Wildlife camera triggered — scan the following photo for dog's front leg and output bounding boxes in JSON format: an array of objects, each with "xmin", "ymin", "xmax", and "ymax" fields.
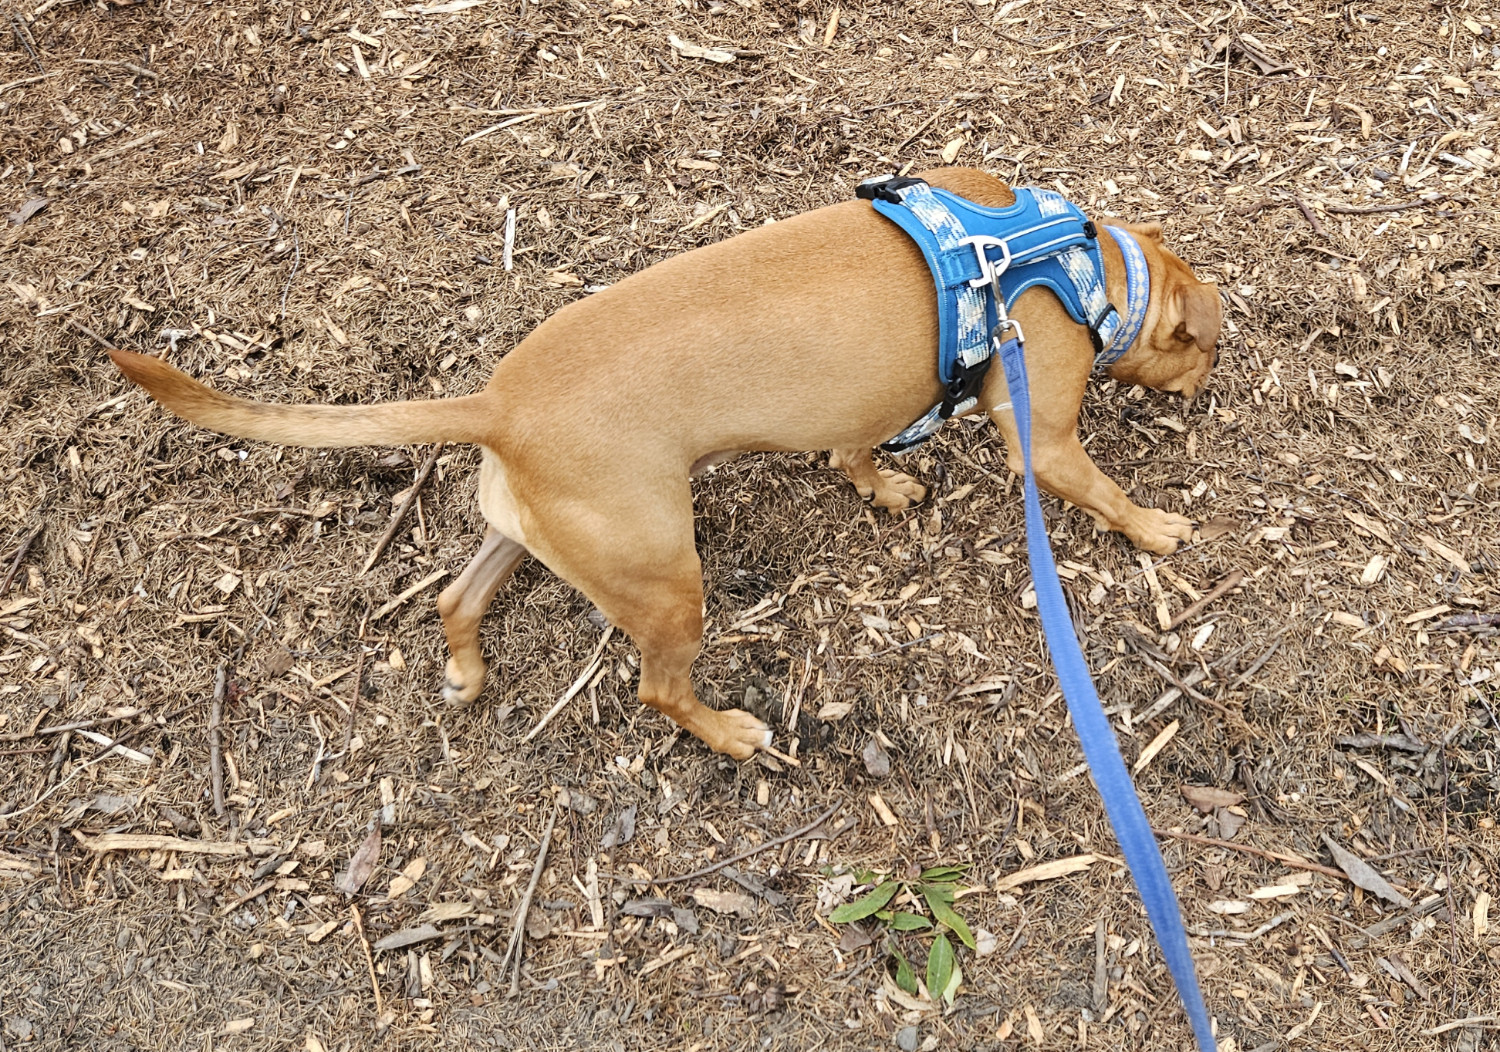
[
  {"xmin": 829, "ymin": 447, "xmax": 927, "ymax": 511},
  {"xmin": 437, "ymin": 528, "xmax": 527, "ymax": 706},
  {"xmin": 988, "ymin": 406, "xmax": 1193, "ymax": 556}
]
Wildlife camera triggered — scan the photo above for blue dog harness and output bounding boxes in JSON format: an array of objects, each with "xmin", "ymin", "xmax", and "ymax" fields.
[
  {"xmin": 859, "ymin": 176, "xmax": 1216, "ymax": 1051},
  {"xmin": 855, "ymin": 175, "xmax": 1150, "ymax": 453}
]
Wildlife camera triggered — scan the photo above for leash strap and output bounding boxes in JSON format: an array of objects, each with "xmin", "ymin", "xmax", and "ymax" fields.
[{"xmin": 996, "ymin": 326, "xmax": 1217, "ymax": 1052}]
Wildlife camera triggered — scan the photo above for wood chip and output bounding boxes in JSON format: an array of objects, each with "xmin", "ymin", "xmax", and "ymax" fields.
[
  {"xmin": 995, "ymin": 854, "xmax": 1100, "ymax": 892},
  {"xmin": 868, "ymin": 791, "xmax": 899, "ymax": 827},
  {"xmin": 77, "ymin": 834, "xmax": 248, "ymax": 856},
  {"xmin": 1132, "ymin": 719, "xmax": 1179, "ymax": 773}
]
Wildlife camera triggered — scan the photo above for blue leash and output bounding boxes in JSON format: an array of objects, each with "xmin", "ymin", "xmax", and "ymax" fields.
[{"xmin": 995, "ymin": 321, "xmax": 1217, "ymax": 1051}]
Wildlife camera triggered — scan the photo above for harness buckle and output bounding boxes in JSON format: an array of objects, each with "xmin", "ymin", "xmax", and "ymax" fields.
[
  {"xmin": 938, "ymin": 354, "xmax": 994, "ymax": 420},
  {"xmin": 956, "ymin": 234, "xmax": 1012, "ymax": 289},
  {"xmin": 855, "ymin": 174, "xmax": 928, "ymax": 204}
]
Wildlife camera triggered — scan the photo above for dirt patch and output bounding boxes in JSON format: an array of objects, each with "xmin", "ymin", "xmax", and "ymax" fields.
[{"xmin": 2, "ymin": 1, "xmax": 1499, "ymax": 1050}]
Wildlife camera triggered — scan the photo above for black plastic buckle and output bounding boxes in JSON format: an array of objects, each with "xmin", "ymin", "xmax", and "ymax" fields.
[
  {"xmin": 855, "ymin": 174, "xmax": 928, "ymax": 205},
  {"xmin": 1082, "ymin": 219, "xmax": 1099, "ymax": 240},
  {"xmin": 938, "ymin": 355, "xmax": 994, "ymax": 420},
  {"xmin": 1088, "ymin": 302, "xmax": 1119, "ymax": 357}
]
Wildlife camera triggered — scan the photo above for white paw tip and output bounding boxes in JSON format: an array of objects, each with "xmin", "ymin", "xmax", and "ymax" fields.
[{"xmin": 759, "ymin": 728, "xmax": 774, "ymax": 750}]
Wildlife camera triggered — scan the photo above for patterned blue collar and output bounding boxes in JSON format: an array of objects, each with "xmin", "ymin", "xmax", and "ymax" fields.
[{"xmin": 1096, "ymin": 225, "xmax": 1150, "ymax": 369}]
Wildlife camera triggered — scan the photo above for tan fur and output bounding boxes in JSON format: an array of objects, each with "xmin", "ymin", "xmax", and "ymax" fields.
[{"xmin": 111, "ymin": 168, "xmax": 1220, "ymax": 759}]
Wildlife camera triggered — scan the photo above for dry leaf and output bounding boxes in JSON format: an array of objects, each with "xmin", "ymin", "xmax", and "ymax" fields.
[
  {"xmin": 335, "ymin": 825, "xmax": 381, "ymax": 895},
  {"xmin": 817, "ymin": 699, "xmax": 854, "ymax": 721},
  {"xmin": 1180, "ymin": 785, "xmax": 1245, "ymax": 813},
  {"xmin": 691, "ymin": 887, "xmax": 756, "ymax": 918},
  {"xmin": 1321, "ymin": 835, "xmax": 1411, "ymax": 907},
  {"xmin": 7, "ymin": 197, "xmax": 48, "ymax": 225}
]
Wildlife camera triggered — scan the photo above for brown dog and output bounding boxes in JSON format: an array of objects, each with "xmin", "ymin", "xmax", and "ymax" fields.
[{"xmin": 109, "ymin": 168, "xmax": 1221, "ymax": 759}]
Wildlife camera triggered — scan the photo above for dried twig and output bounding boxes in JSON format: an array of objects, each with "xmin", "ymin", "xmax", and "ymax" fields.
[
  {"xmin": 278, "ymin": 227, "xmax": 300, "ymax": 320},
  {"xmin": 523, "ymin": 627, "xmax": 615, "ymax": 743},
  {"xmin": 0, "ymin": 525, "xmax": 42, "ymax": 597},
  {"xmin": 340, "ymin": 642, "xmax": 367, "ymax": 757},
  {"xmin": 370, "ymin": 568, "xmax": 449, "ymax": 621},
  {"xmin": 0, "ymin": 73, "xmax": 57, "ymax": 93},
  {"xmin": 350, "ymin": 904, "xmax": 384, "ymax": 1018},
  {"xmin": 501, "ymin": 803, "xmax": 558, "ymax": 996},
  {"xmin": 1166, "ymin": 569, "xmax": 1245, "ymax": 630},
  {"xmin": 1153, "ymin": 828, "xmax": 1345, "ymax": 880},
  {"xmin": 209, "ymin": 663, "xmax": 227, "ymax": 818},
  {"xmin": 81, "ymin": 129, "xmax": 166, "ymax": 166},
  {"xmin": 612, "ymin": 803, "xmax": 840, "ymax": 885},
  {"xmin": 1293, "ymin": 198, "xmax": 1326, "ymax": 237},
  {"xmin": 1325, "ymin": 195, "xmax": 1446, "ymax": 216},
  {"xmin": 74, "ymin": 58, "xmax": 158, "ymax": 79},
  {"xmin": 360, "ymin": 444, "xmax": 443, "ymax": 576}
]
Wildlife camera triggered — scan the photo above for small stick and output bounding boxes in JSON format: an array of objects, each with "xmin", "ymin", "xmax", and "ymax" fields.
[
  {"xmin": 1325, "ymin": 196, "xmax": 1445, "ymax": 216},
  {"xmin": 216, "ymin": 879, "xmax": 277, "ymax": 916},
  {"xmin": 350, "ymin": 904, "xmax": 385, "ymax": 1017},
  {"xmin": 0, "ymin": 525, "xmax": 42, "ymax": 597},
  {"xmin": 502, "ymin": 804, "xmax": 559, "ymax": 996},
  {"xmin": 611, "ymin": 803, "xmax": 840, "ymax": 885},
  {"xmin": 522, "ymin": 627, "xmax": 615, "ymax": 743},
  {"xmin": 74, "ymin": 58, "xmax": 158, "ymax": 78},
  {"xmin": 0, "ymin": 73, "xmax": 57, "ymax": 94},
  {"xmin": 502, "ymin": 209, "xmax": 517, "ymax": 271},
  {"xmin": 360, "ymin": 444, "xmax": 444, "ymax": 576},
  {"xmin": 81, "ymin": 128, "xmax": 166, "ymax": 166},
  {"xmin": 278, "ymin": 227, "xmax": 300, "ymax": 320},
  {"xmin": 895, "ymin": 102, "xmax": 951, "ymax": 152},
  {"xmin": 370, "ymin": 568, "xmax": 450, "ymax": 621},
  {"xmin": 209, "ymin": 663, "xmax": 227, "ymax": 818},
  {"xmin": 1293, "ymin": 198, "xmax": 1326, "ymax": 237},
  {"xmin": 341, "ymin": 642, "xmax": 367, "ymax": 756},
  {"xmin": 1153, "ymin": 828, "xmax": 1345, "ymax": 880},
  {"xmin": 1166, "ymin": 569, "xmax": 1244, "ymax": 630},
  {"xmin": 1228, "ymin": 638, "xmax": 1282, "ymax": 688},
  {"xmin": 67, "ymin": 318, "xmax": 120, "ymax": 351}
]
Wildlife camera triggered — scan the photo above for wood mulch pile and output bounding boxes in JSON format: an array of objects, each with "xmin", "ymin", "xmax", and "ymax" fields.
[{"xmin": 1, "ymin": 0, "xmax": 1497, "ymax": 1049}]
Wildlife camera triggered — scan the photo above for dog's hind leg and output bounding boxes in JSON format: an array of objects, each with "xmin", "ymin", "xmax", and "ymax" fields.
[
  {"xmin": 437, "ymin": 528, "xmax": 527, "ymax": 706},
  {"xmin": 828, "ymin": 447, "xmax": 927, "ymax": 511},
  {"xmin": 519, "ymin": 485, "xmax": 772, "ymax": 759}
]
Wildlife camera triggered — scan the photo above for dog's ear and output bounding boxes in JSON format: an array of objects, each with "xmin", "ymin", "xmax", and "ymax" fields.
[
  {"xmin": 1170, "ymin": 281, "xmax": 1222, "ymax": 354},
  {"xmin": 1122, "ymin": 221, "xmax": 1164, "ymax": 243}
]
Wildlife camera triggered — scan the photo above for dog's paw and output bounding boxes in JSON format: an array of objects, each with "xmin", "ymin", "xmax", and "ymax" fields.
[
  {"xmin": 703, "ymin": 708, "xmax": 773, "ymax": 761},
  {"xmin": 441, "ymin": 658, "xmax": 486, "ymax": 708},
  {"xmin": 1132, "ymin": 509, "xmax": 1194, "ymax": 555},
  {"xmin": 868, "ymin": 468, "xmax": 927, "ymax": 512}
]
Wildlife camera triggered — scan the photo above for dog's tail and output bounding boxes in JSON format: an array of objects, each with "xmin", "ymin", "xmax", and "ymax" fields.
[{"xmin": 109, "ymin": 349, "xmax": 491, "ymax": 448}]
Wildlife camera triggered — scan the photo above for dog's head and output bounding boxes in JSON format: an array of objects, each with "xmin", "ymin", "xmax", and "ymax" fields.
[{"xmin": 1106, "ymin": 223, "xmax": 1222, "ymax": 402}]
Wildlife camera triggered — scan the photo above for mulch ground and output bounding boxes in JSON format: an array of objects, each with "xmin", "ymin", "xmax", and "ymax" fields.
[{"xmin": 2, "ymin": 0, "xmax": 1499, "ymax": 1049}]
